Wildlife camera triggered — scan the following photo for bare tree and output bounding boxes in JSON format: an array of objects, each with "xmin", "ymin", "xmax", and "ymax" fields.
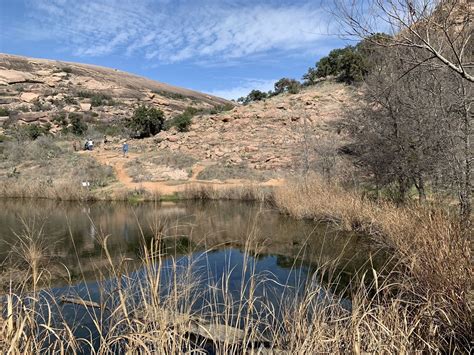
[
  {"xmin": 334, "ymin": 0, "xmax": 472, "ymax": 223},
  {"xmin": 333, "ymin": 0, "xmax": 473, "ymax": 82}
]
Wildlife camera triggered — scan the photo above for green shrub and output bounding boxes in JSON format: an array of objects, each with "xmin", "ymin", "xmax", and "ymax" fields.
[
  {"xmin": 52, "ymin": 112, "xmax": 68, "ymax": 127},
  {"xmin": 152, "ymin": 90, "xmax": 186, "ymax": 100},
  {"xmin": 274, "ymin": 78, "xmax": 301, "ymax": 95},
  {"xmin": 64, "ymin": 96, "xmax": 78, "ymax": 105},
  {"xmin": 172, "ymin": 113, "xmax": 192, "ymax": 132},
  {"xmin": 69, "ymin": 113, "xmax": 88, "ymax": 136},
  {"xmin": 164, "ymin": 106, "xmax": 199, "ymax": 132},
  {"xmin": 17, "ymin": 123, "xmax": 50, "ymax": 140},
  {"xmin": 91, "ymin": 94, "xmax": 115, "ymax": 107},
  {"xmin": 0, "ymin": 107, "xmax": 9, "ymax": 116},
  {"xmin": 238, "ymin": 90, "xmax": 267, "ymax": 104},
  {"xmin": 128, "ymin": 106, "xmax": 164, "ymax": 138},
  {"xmin": 76, "ymin": 91, "xmax": 114, "ymax": 106},
  {"xmin": 209, "ymin": 103, "xmax": 234, "ymax": 114}
]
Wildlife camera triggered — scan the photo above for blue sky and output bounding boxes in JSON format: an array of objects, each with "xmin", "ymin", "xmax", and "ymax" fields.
[{"xmin": 0, "ymin": 0, "xmax": 348, "ymax": 99}]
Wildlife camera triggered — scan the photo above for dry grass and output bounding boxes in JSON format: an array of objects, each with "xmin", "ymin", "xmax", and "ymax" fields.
[
  {"xmin": 0, "ymin": 137, "xmax": 115, "ymax": 200},
  {"xmin": 0, "ymin": 206, "xmax": 471, "ymax": 354},
  {"xmin": 0, "ymin": 175, "xmax": 471, "ymax": 353},
  {"xmin": 0, "ymin": 179, "xmax": 97, "ymax": 200},
  {"xmin": 196, "ymin": 164, "xmax": 275, "ymax": 182},
  {"xmin": 181, "ymin": 183, "xmax": 273, "ymax": 202},
  {"xmin": 274, "ymin": 175, "xmax": 472, "ymax": 350}
]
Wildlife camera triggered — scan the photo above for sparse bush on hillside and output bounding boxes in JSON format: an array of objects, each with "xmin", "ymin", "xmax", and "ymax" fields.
[
  {"xmin": 209, "ymin": 103, "xmax": 234, "ymax": 114},
  {"xmin": 237, "ymin": 90, "xmax": 268, "ymax": 105},
  {"xmin": 14, "ymin": 123, "xmax": 50, "ymax": 140},
  {"xmin": 52, "ymin": 112, "xmax": 68, "ymax": 127},
  {"xmin": 91, "ymin": 94, "xmax": 115, "ymax": 107},
  {"xmin": 128, "ymin": 105, "xmax": 165, "ymax": 138},
  {"xmin": 152, "ymin": 90, "xmax": 186, "ymax": 100},
  {"xmin": 165, "ymin": 107, "xmax": 198, "ymax": 132},
  {"xmin": 32, "ymin": 99, "xmax": 51, "ymax": 112},
  {"xmin": 64, "ymin": 96, "xmax": 78, "ymax": 105},
  {"xmin": 69, "ymin": 113, "xmax": 88, "ymax": 136},
  {"xmin": 303, "ymin": 36, "xmax": 388, "ymax": 85},
  {"xmin": 274, "ymin": 78, "xmax": 302, "ymax": 94},
  {"xmin": 0, "ymin": 107, "xmax": 9, "ymax": 116},
  {"xmin": 76, "ymin": 91, "xmax": 115, "ymax": 106}
]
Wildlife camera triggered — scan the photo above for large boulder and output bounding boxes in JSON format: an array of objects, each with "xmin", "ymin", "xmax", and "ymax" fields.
[
  {"xmin": 20, "ymin": 92, "xmax": 40, "ymax": 103},
  {"xmin": 0, "ymin": 69, "xmax": 35, "ymax": 84},
  {"xmin": 16, "ymin": 112, "xmax": 48, "ymax": 123}
]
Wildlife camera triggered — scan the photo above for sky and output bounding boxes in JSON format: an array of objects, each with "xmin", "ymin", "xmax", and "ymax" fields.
[{"xmin": 0, "ymin": 0, "xmax": 348, "ymax": 100}]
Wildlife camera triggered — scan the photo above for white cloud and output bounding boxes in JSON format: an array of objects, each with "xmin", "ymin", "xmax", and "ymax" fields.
[
  {"xmin": 25, "ymin": 0, "xmax": 333, "ymax": 63},
  {"xmin": 206, "ymin": 79, "xmax": 277, "ymax": 100}
]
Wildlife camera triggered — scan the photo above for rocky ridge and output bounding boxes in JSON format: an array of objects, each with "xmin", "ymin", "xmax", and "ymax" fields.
[{"xmin": 0, "ymin": 53, "xmax": 230, "ymax": 133}]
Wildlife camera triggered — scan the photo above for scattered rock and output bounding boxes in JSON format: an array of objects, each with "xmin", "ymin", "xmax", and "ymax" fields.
[
  {"xmin": 80, "ymin": 103, "xmax": 91, "ymax": 111},
  {"xmin": 0, "ymin": 69, "xmax": 35, "ymax": 84},
  {"xmin": 16, "ymin": 112, "xmax": 48, "ymax": 123},
  {"xmin": 20, "ymin": 92, "xmax": 40, "ymax": 103}
]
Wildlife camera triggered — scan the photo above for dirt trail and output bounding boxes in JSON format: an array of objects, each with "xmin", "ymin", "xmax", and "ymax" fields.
[{"xmin": 88, "ymin": 149, "xmax": 284, "ymax": 195}]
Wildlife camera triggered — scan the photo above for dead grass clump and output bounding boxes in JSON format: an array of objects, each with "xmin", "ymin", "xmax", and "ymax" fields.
[
  {"xmin": 274, "ymin": 175, "xmax": 472, "ymax": 350},
  {"xmin": 196, "ymin": 164, "xmax": 275, "ymax": 182},
  {"xmin": 182, "ymin": 183, "xmax": 272, "ymax": 202},
  {"xmin": 0, "ymin": 179, "xmax": 97, "ymax": 200}
]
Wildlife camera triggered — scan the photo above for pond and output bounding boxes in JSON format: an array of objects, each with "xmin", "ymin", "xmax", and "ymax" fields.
[{"xmin": 0, "ymin": 199, "xmax": 384, "ymax": 352}]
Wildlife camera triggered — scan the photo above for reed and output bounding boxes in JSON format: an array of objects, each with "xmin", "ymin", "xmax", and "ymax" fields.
[
  {"xmin": 0, "ymin": 211, "xmax": 470, "ymax": 353},
  {"xmin": 181, "ymin": 183, "xmax": 272, "ymax": 202},
  {"xmin": 274, "ymin": 175, "xmax": 472, "ymax": 350}
]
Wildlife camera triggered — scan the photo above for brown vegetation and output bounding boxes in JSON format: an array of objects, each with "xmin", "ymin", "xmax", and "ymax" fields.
[
  {"xmin": 0, "ymin": 198, "xmax": 470, "ymax": 353},
  {"xmin": 274, "ymin": 176, "xmax": 472, "ymax": 350}
]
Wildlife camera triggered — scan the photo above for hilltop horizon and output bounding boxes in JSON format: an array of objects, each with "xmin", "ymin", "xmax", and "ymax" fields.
[{"xmin": 0, "ymin": 0, "xmax": 349, "ymax": 100}]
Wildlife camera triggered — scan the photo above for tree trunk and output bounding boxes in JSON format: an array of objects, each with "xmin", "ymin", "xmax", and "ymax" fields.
[
  {"xmin": 459, "ymin": 80, "xmax": 472, "ymax": 231},
  {"xmin": 414, "ymin": 176, "xmax": 427, "ymax": 203}
]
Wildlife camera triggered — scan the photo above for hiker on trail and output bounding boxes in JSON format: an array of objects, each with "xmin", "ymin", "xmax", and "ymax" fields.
[
  {"xmin": 84, "ymin": 139, "xmax": 94, "ymax": 151},
  {"xmin": 103, "ymin": 135, "xmax": 108, "ymax": 145},
  {"xmin": 122, "ymin": 141, "xmax": 129, "ymax": 157},
  {"xmin": 73, "ymin": 140, "xmax": 77, "ymax": 152}
]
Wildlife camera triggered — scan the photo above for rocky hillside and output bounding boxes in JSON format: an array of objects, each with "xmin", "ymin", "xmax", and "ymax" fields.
[
  {"xmin": 0, "ymin": 53, "xmax": 230, "ymax": 134},
  {"xmin": 128, "ymin": 81, "xmax": 356, "ymax": 180}
]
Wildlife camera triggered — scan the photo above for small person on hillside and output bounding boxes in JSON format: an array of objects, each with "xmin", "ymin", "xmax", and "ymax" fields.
[
  {"xmin": 122, "ymin": 141, "xmax": 129, "ymax": 157},
  {"xmin": 84, "ymin": 139, "xmax": 94, "ymax": 151}
]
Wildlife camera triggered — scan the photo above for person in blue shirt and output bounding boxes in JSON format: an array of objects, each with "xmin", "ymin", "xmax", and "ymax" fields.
[{"xmin": 122, "ymin": 141, "xmax": 129, "ymax": 157}]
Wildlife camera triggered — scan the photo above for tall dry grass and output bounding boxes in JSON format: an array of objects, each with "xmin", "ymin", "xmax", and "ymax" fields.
[
  {"xmin": 274, "ymin": 175, "xmax": 472, "ymax": 350},
  {"xmin": 181, "ymin": 183, "xmax": 272, "ymax": 202},
  {"xmin": 0, "ymin": 208, "xmax": 471, "ymax": 353}
]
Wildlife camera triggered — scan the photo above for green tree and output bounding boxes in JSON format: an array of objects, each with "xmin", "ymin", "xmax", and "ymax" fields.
[
  {"xmin": 274, "ymin": 78, "xmax": 301, "ymax": 94},
  {"xmin": 244, "ymin": 90, "xmax": 267, "ymax": 104},
  {"xmin": 129, "ymin": 106, "xmax": 164, "ymax": 138}
]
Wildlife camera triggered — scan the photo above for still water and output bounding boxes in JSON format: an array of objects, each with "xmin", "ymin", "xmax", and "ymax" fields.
[{"xmin": 0, "ymin": 199, "xmax": 383, "ymax": 351}]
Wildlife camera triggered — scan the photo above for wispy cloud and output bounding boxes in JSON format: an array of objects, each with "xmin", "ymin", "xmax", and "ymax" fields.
[
  {"xmin": 25, "ymin": 0, "xmax": 332, "ymax": 64},
  {"xmin": 206, "ymin": 78, "xmax": 277, "ymax": 100}
]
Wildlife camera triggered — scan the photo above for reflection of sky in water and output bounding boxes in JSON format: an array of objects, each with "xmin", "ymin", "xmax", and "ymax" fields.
[
  {"xmin": 0, "ymin": 199, "xmax": 373, "ymax": 353},
  {"xmin": 36, "ymin": 248, "xmax": 318, "ymax": 353}
]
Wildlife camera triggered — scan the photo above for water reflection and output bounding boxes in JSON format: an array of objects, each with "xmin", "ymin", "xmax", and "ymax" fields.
[
  {"xmin": 0, "ymin": 199, "xmax": 383, "ymax": 289},
  {"xmin": 1, "ymin": 198, "xmax": 385, "ymax": 353}
]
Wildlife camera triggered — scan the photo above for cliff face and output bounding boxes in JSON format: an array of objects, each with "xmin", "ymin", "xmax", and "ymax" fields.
[{"xmin": 0, "ymin": 53, "xmax": 231, "ymax": 132}]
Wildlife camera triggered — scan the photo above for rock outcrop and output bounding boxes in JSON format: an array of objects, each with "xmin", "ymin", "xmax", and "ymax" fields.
[{"xmin": 0, "ymin": 53, "xmax": 232, "ymax": 132}]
